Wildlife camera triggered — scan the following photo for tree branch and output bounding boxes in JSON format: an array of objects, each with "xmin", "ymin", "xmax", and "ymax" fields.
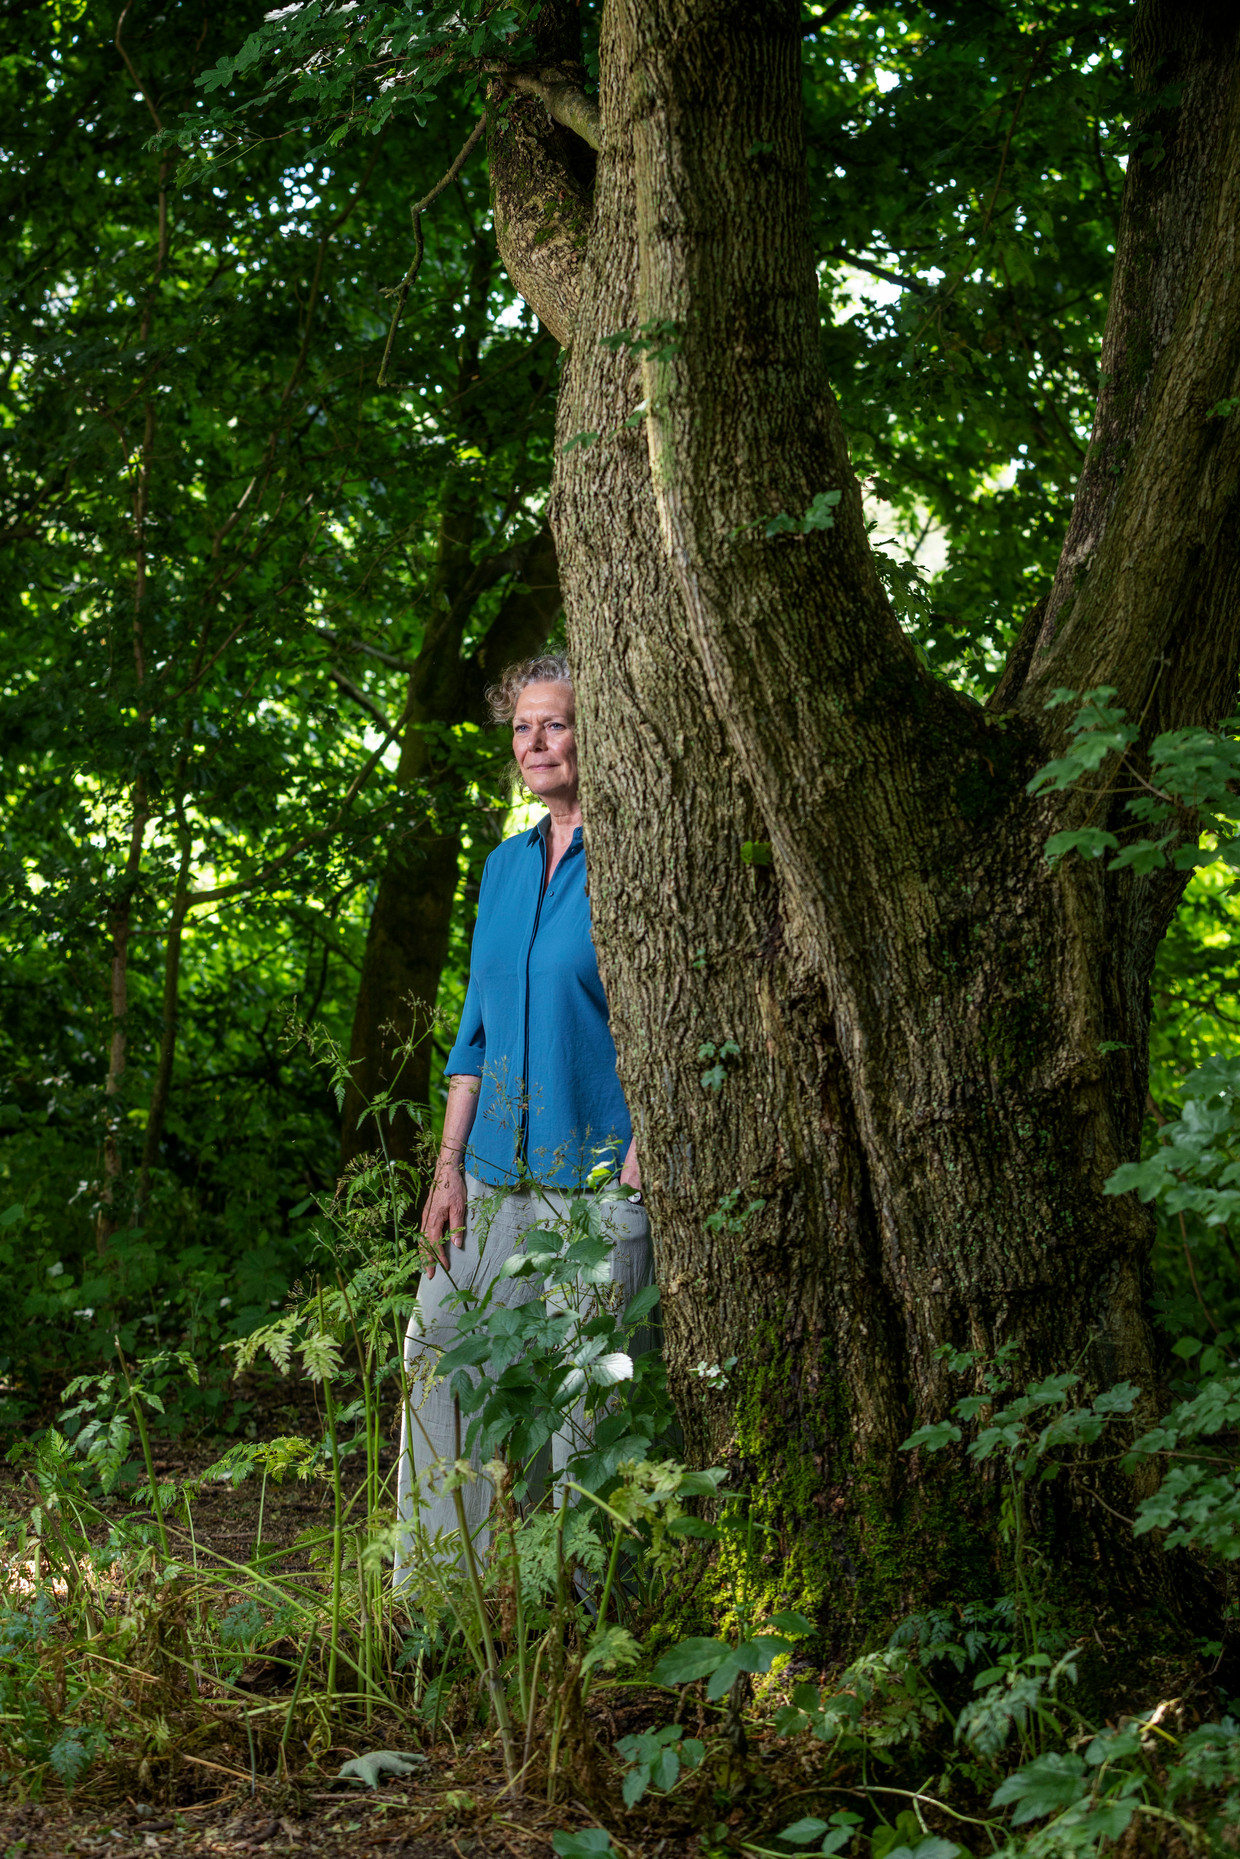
[
  {"xmin": 487, "ymin": 7, "xmax": 596, "ymax": 347},
  {"xmin": 1015, "ymin": 1, "xmax": 1240, "ymax": 739},
  {"xmin": 312, "ymin": 626, "xmax": 416, "ymax": 673},
  {"xmin": 328, "ymin": 666, "xmax": 392, "ymax": 732},
  {"xmin": 490, "ymin": 70, "xmax": 601, "ymax": 150},
  {"xmin": 826, "ymin": 246, "xmax": 926, "ymax": 293},
  {"xmin": 377, "ymin": 112, "xmax": 488, "ymax": 386}
]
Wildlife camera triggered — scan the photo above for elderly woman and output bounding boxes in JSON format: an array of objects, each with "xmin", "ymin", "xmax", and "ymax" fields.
[{"xmin": 395, "ymin": 654, "xmax": 652, "ymax": 1567}]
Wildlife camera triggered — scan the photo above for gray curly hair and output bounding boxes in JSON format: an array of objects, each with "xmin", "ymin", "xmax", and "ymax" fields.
[{"xmin": 486, "ymin": 653, "xmax": 573, "ymax": 727}]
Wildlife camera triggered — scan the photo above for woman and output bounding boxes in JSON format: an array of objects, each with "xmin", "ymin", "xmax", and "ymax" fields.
[{"xmin": 395, "ymin": 654, "xmax": 652, "ymax": 1569}]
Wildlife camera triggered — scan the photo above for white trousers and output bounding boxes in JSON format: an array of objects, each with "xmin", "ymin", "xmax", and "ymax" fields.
[{"xmin": 394, "ymin": 1174, "xmax": 654, "ymax": 1580}]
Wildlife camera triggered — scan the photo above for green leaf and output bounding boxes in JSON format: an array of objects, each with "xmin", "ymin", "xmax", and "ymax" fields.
[
  {"xmin": 1085, "ymin": 1724, "xmax": 1143, "ymax": 1764},
  {"xmin": 666, "ymin": 1515, "xmax": 721, "ymax": 1539},
  {"xmin": 622, "ymin": 1284, "xmax": 661, "ymax": 1325},
  {"xmin": 803, "ymin": 489, "xmax": 842, "ymax": 532},
  {"xmin": 584, "ymin": 1350, "xmax": 634, "ymax": 1388},
  {"xmin": 740, "ymin": 840, "xmax": 773, "ymax": 865},
  {"xmin": 651, "ymin": 1637, "xmax": 730, "ymax": 1685},
  {"xmin": 777, "ymin": 1818, "xmax": 830, "ymax": 1846},
  {"xmin": 551, "ymin": 1831, "xmax": 616, "ymax": 1858},
  {"xmin": 620, "ymin": 1766, "xmax": 650, "ymax": 1808},
  {"xmin": 871, "ymin": 1817, "xmax": 924, "ymax": 1859},
  {"xmin": 901, "ymin": 1421, "xmax": 962, "ymax": 1452},
  {"xmin": 650, "ymin": 1745, "xmax": 680, "ymax": 1791},
  {"xmin": 991, "ymin": 1751, "xmax": 1089, "ymax": 1824},
  {"xmin": 1044, "ymin": 828, "xmax": 1120, "ymax": 863},
  {"xmin": 767, "ymin": 1610, "xmax": 815, "ymax": 1637},
  {"xmin": 705, "ymin": 1633, "xmax": 793, "ymax": 1700}
]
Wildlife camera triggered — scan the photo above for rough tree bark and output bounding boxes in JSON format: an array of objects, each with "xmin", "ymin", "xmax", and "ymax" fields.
[{"xmin": 484, "ymin": 0, "xmax": 1240, "ymax": 1636}]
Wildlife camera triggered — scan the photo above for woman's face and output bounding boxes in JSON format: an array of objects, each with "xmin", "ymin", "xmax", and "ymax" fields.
[{"xmin": 512, "ymin": 680, "xmax": 578, "ymax": 807}]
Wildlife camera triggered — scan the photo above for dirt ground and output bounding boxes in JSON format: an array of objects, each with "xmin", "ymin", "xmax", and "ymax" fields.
[
  {"xmin": 0, "ymin": 1778, "xmax": 635, "ymax": 1858},
  {"xmin": 0, "ymin": 1369, "xmax": 730, "ymax": 1858}
]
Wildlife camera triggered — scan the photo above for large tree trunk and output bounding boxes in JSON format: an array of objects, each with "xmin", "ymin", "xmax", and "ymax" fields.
[{"xmin": 488, "ymin": 0, "xmax": 1240, "ymax": 1636}]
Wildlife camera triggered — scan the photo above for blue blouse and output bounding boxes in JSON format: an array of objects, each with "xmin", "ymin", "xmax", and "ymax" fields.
[{"xmin": 444, "ymin": 816, "xmax": 633, "ymax": 1189}]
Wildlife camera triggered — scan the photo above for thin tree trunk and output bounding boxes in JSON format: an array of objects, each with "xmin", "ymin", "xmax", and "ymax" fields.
[
  {"xmin": 96, "ymin": 783, "xmax": 149, "ymax": 1253},
  {"xmin": 97, "ymin": 25, "xmax": 168, "ymax": 1250},
  {"xmin": 138, "ymin": 830, "xmax": 193, "ymax": 1208}
]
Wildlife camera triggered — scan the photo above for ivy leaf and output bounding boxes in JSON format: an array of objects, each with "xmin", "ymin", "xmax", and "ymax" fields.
[{"xmin": 803, "ymin": 489, "xmax": 842, "ymax": 531}]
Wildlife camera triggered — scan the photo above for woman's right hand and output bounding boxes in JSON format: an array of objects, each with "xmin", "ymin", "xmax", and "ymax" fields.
[{"xmin": 420, "ymin": 1167, "xmax": 467, "ymax": 1278}]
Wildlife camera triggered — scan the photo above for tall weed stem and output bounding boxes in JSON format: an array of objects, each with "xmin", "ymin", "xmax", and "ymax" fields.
[{"xmin": 115, "ymin": 1336, "xmax": 169, "ymax": 1559}]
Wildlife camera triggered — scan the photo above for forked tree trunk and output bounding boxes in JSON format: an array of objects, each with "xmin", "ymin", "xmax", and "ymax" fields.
[{"xmin": 487, "ymin": 0, "xmax": 1240, "ymax": 1635}]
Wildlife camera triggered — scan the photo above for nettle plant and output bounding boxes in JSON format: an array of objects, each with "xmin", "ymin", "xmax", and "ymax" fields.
[
  {"xmin": 886, "ymin": 1343, "xmax": 1240, "ymax": 1854},
  {"xmin": 690, "ymin": 1334, "xmax": 1240, "ymax": 1859},
  {"xmin": 1108, "ymin": 1053, "xmax": 1240, "ymax": 1243},
  {"xmin": 3, "ymin": 1024, "xmax": 732, "ymax": 1802},
  {"xmin": 207, "ymin": 1025, "xmax": 728, "ymax": 1796}
]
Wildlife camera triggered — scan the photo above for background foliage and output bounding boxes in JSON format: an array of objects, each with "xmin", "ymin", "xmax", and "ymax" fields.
[{"xmin": 1, "ymin": 0, "xmax": 1236, "ymax": 1435}]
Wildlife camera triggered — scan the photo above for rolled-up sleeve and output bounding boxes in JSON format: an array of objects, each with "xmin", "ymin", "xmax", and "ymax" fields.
[
  {"xmin": 444, "ymin": 968, "xmax": 487, "ymax": 1076},
  {"xmin": 439, "ymin": 819, "xmax": 631, "ymax": 1188},
  {"xmin": 444, "ymin": 860, "xmax": 491, "ymax": 1076}
]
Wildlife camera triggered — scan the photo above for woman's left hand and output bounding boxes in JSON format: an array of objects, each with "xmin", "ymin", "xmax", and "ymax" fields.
[{"xmin": 620, "ymin": 1137, "xmax": 641, "ymax": 1192}]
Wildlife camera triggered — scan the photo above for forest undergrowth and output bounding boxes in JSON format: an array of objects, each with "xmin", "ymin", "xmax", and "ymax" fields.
[{"xmin": 6, "ymin": 1025, "xmax": 1240, "ymax": 1858}]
